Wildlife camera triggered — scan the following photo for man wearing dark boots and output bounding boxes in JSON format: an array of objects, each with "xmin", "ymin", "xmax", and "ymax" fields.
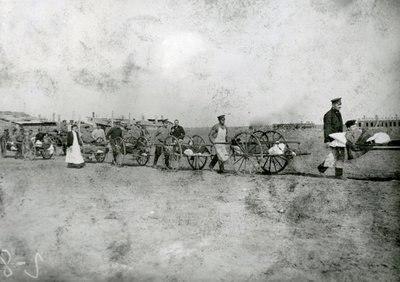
[
  {"xmin": 318, "ymin": 98, "xmax": 345, "ymax": 179},
  {"xmin": 152, "ymin": 119, "xmax": 171, "ymax": 169},
  {"xmin": 208, "ymin": 115, "xmax": 229, "ymax": 173}
]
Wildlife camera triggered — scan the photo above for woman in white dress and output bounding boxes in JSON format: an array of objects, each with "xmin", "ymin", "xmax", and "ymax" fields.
[{"xmin": 65, "ymin": 124, "xmax": 85, "ymax": 168}]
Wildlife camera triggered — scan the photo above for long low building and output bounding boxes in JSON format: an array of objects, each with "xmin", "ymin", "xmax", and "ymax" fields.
[{"xmin": 358, "ymin": 115, "xmax": 399, "ymax": 128}]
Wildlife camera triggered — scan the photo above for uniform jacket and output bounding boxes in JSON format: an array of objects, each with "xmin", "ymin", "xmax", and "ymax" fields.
[
  {"xmin": 67, "ymin": 131, "xmax": 83, "ymax": 147},
  {"xmin": 170, "ymin": 125, "xmax": 185, "ymax": 139},
  {"xmin": 154, "ymin": 126, "xmax": 170, "ymax": 143},
  {"xmin": 106, "ymin": 127, "xmax": 122, "ymax": 140},
  {"xmin": 323, "ymin": 108, "xmax": 343, "ymax": 142}
]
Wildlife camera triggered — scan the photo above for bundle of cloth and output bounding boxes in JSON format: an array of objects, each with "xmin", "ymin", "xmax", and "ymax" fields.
[
  {"xmin": 31, "ymin": 137, "xmax": 55, "ymax": 155},
  {"xmin": 329, "ymin": 120, "xmax": 391, "ymax": 160}
]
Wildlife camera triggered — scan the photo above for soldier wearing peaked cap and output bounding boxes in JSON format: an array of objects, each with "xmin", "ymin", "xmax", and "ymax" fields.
[
  {"xmin": 208, "ymin": 114, "xmax": 229, "ymax": 173},
  {"xmin": 318, "ymin": 98, "xmax": 345, "ymax": 178},
  {"xmin": 153, "ymin": 119, "xmax": 171, "ymax": 169},
  {"xmin": 106, "ymin": 122, "xmax": 124, "ymax": 166}
]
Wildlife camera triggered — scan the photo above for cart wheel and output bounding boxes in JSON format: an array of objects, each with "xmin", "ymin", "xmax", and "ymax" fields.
[
  {"xmin": 253, "ymin": 130, "xmax": 269, "ymax": 153},
  {"xmin": 95, "ymin": 152, "xmax": 106, "ymax": 162},
  {"xmin": 113, "ymin": 137, "xmax": 126, "ymax": 166},
  {"xmin": 187, "ymin": 135, "xmax": 208, "ymax": 170},
  {"xmin": 261, "ymin": 154, "xmax": 289, "ymax": 174},
  {"xmin": 231, "ymin": 132, "xmax": 263, "ymax": 174},
  {"xmin": 163, "ymin": 135, "xmax": 182, "ymax": 170},
  {"xmin": 263, "ymin": 130, "xmax": 287, "ymax": 147},
  {"xmin": 136, "ymin": 136, "xmax": 150, "ymax": 166},
  {"xmin": 261, "ymin": 130, "xmax": 289, "ymax": 174},
  {"xmin": 41, "ymin": 145, "xmax": 54, "ymax": 159}
]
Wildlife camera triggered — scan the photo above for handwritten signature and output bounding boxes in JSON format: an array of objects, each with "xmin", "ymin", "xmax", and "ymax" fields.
[{"xmin": 0, "ymin": 249, "xmax": 43, "ymax": 279}]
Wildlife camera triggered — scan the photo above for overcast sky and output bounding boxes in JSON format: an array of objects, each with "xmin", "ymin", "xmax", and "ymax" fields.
[{"xmin": 0, "ymin": 0, "xmax": 399, "ymax": 126}]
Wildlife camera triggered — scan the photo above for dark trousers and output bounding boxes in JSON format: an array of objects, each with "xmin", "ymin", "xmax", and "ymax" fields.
[
  {"xmin": 153, "ymin": 145, "xmax": 169, "ymax": 166},
  {"xmin": 110, "ymin": 139, "xmax": 122, "ymax": 162},
  {"xmin": 209, "ymin": 155, "xmax": 224, "ymax": 172},
  {"xmin": 15, "ymin": 142, "xmax": 23, "ymax": 159}
]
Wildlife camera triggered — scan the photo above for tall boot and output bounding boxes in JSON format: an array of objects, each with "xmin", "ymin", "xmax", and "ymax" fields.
[
  {"xmin": 335, "ymin": 168, "xmax": 345, "ymax": 179},
  {"xmin": 152, "ymin": 155, "xmax": 159, "ymax": 167},
  {"xmin": 218, "ymin": 161, "xmax": 225, "ymax": 173},
  {"xmin": 317, "ymin": 162, "xmax": 328, "ymax": 173},
  {"xmin": 209, "ymin": 155, "xmax": 218, "ymax": 170},
  {"xmin": 165, "ymin": 155, "xmax": 171, "ymax": 169}
]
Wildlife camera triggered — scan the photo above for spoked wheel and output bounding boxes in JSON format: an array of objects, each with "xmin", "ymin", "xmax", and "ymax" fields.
[
  {"xmin": 136, "ymin": 136, "xmax": 150, "ymax": 166},
  {"xmin": 187, "ymin": 135, "xmax": 208, "ymax": 170},
  {"xmin": 41, "ymin": 144, "xmax": 54, "ymax": 159},
  {"xmin": 163, "ymin": 135, "xmax": 182, "ymax": 170},
  {"xmin": 95, "ymin": 147, "xmax": 108, "ymax": 163},
  {"xmin": 263, "ymin": 130, "xmax": 287, "ymax": 147},
  {"xmin": 261, "ymin": 130, "xmax": 289, "ymax": 174},
  {"xmin": 113, "ymin": 137, "xmax": 126, "ymax": 166},
  {"xmin": 231, "ymin": 132, "xmax": 263, "ymax": 174},
  {"xmin": 180, "ymin": 136, "xmax": 193, "ymax": 151},
  {"xmin": 253, "ymin": 130, "xmax": 269, "ymax": 152}
]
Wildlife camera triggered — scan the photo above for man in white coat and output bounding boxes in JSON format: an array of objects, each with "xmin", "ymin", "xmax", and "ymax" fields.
[{"xmin": 208, "ymin": 115, "xmax": 229, "ymax": 173}]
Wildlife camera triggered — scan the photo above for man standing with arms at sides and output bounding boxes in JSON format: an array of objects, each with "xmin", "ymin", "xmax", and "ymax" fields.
[
  {"xmin": 106, "ymin": 122, "xmax": 123, "ymax": 166},
  {"xmin": 170, "ymin": 119, "xmax": 186, "ymax": 140},
  {"xmin": 208, "ymin": 115, "xmax": 229, "ymax": 173},
  {"xmin": 15, "ymin": 128, "xmax": 25, "ymax": 159},
  {"xmin": 153, "ymin": 119, "xmax": 171, "ymax": 169},
  {"xmin": 60, "ymin": 120, "xmax": 68, "ymax": 155},
  {"xmin": 318, "ymin": 98, "xmax": 345, "ymax": 178}
]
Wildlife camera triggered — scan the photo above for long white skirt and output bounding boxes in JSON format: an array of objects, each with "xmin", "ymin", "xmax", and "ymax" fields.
[{"xmin": 65, "ymin": 144, "xmax": 84, "ymax": 164}]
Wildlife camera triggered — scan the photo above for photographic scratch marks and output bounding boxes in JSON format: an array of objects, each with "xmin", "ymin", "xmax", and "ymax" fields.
[
  {"xmin": 0, "ymin": 176, "xmax": 5, "ymax": 218},
  {"xmin": 35, "ymin": 70, "xmax": 58, "ymax": 97},
  {"xmin": 209, "ymin": 84, "xmax": 248, "ymax": 112},
  {"xmin": 122, "ymin": 53, "xmax": 142, "ymax": 83},
  {"xmin": 73, "ymin": 69, "xmax": 120, "ymax": 93},
  {"xmin": 72, "ymin": 53, "xmax": 145, "ymax": 91},
  {"xmin": 0, "ymin": 48, "xmax": 17, "ymax": 87}
]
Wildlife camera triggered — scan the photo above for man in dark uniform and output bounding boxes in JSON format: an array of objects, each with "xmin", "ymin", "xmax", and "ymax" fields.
[
  {"xmin": 15, "ymin": 128, "xmax": 25, "ymax": 159},
  {"xmin": 60, "ymin": 120, "xmax": 68, "ymax": 155},
  {"xmin": 208, "ymin": 115, "xmax": 229, "ymax": 173},
  {"xmin": 35, "ymin": 128, "xmax": 47, "ymax": 142},
  {"xmin": 153, "ymin": 119, "xmax": 171, "ymax": 169},
  {"xmin": 170, "ymin": 119, "xmax": 185, "ymax": 140},
  {"xmin": 318, "ymin": 98, "xmax": 345, "ymax": 178},
  {"xmin": 106, "ymin": 122, "xmax": 123, "ymax": 165}
]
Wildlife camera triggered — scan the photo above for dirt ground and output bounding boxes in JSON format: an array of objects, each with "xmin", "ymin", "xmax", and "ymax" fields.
[{"xmin": 0, "ymin": 131, "xmax": 400, "ymax": 281}]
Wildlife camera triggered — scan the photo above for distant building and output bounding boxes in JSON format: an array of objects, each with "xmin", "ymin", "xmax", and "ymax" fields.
[
  {"xmin": 273, "ymin": 121, "xmax": 316, "ymax": 130},
  {"xmin": 358, "ymin": 115, "xmax": 399, "ymax": 128},
  {"xmin": 0, "ymin": 111, "xmax": 57, "ymax": 132}
]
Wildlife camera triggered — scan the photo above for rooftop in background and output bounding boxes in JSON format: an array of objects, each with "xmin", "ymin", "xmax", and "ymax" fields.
[
  {"xmin": 0, "ymin": 111, "xmax": 39, "ymax": 122},
  {"xmin": 358, "ymin": 115, "xmax": 399, "ymax": 128}
]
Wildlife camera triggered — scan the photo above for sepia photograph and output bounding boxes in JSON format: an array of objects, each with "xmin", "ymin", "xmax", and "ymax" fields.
[{"xmin": 0, "ymin": 0, "xmax": 399, "ymax": 281}]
